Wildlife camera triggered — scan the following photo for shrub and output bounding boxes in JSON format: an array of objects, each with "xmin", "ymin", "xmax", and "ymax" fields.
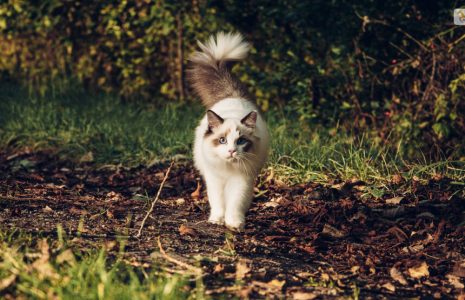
[{"xmin": 0, "ymin": 0, "xmax": 464, "ymax": 158}]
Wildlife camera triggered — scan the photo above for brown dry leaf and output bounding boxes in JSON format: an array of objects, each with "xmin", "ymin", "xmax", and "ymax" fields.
[
  {"xmin": 267, "ymin": 279, "xmax": 285, "ymax": 290},
  {"xmin": 446, "ymin": 274, "xmax": 464, "ymax": 289},
  {"xmin": 408, "ymin": 262, "xmax": 430, "ymax": 279},
  {"xmin": 105, "ymin": 241, "xmax": 117, "ymax": 251},
  {"xmin": 106, "ymin": 191, "xmax": 122, "ymax": 201},
  {"xmin": 191, "ymin": 181, "xmax": 202, "ymax": 200},
  {"xmin": 351, "ymin": 266, "xmax": 360, "ymax": 274},
  {"xmin": 385, "ymin": 196, "xmax": 404, "ymax": 204},
  {"xmin": 175, "ymin": 198, "xmax": 185, "ymax": 205},
  {"xmin": 382, "ymin": 282, "xmax": 396, "ymax": 292},
  {"xmin": 80, "ymin": 151, "xmax": 94, "ymax": 162},
  {"xmin": 236, "ymin": 259, "xmax": 251, "ymax": 280},
  {"xmin": 292, "ymin": 291, "xmax": 317, "ymax": 300},
  {"xmin": 452, "ymin": 261, "xmax": 465, "ymax": 278},
  {"xmin": 43, "ymin": 205, "xmax": 54, "ymax": 213},
  {"xmin": 106, "ymin": 210, "xmax": 114, "ymax": 219},
  {"xmin": 56, "ymin": 249, "xmax": 76, "ymax": 266},
  {"xmin": 179, "ymin": 224, "xmax": 196, "ymax": 236},
  {"xmin": 0, "ymin": 274, "xmax": 17, "ymax": 291},
  {"xmin": 322, "ymin": 224, "xmax": 346, "ymax": 238},
  {"xmin": 265, "ymin": 167, "xmax": 274, "ymax": 182},
  {"xmin": 32, "ymin": 239, "xmax": 60, "ymax": 280},
  {"xmin": 390, "ymin": 267, "xmax": 408, "ymax": 285},
  {"xmin": 69, "ymin": 207, "xmax": 88, "ymax": 216},
  {"xmin": 391, "ymin": 174, "xmax": 404, "ymax": 184},
  {"xmin": 213, "ymin": 264, "xmax": 224, "ymax": 274}
]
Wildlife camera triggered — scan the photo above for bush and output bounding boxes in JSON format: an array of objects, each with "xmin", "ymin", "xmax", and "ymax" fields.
[{"xmin": 0, "ymin": 0, "xmax": 464, "ymax": 158}]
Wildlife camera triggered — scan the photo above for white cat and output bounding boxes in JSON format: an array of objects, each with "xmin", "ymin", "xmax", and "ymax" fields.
[{"xmin": 187, "ymin": 32, "xmax": 270, "ymax": 231}]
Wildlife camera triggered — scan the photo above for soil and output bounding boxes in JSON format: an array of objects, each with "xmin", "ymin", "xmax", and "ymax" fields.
[{"xmin": 1, "ymin": 150, "xmax": 464, "ymax": 299}]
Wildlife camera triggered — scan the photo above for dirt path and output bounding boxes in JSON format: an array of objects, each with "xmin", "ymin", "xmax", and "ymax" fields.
[{"xmin": 1, "ymin": 150, "xmax": 464, "ymax": 299}]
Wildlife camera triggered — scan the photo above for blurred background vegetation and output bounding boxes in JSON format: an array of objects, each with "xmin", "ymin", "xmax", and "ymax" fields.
[{"xmin": 0, "ymin": 0, "xmax": 464, "ymax": 160}]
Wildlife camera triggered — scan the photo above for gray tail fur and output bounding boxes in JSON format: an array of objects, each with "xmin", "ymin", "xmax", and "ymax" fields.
[{"xmin": 187, "ymin": 32, "xmax": 251, "ymax": 108}]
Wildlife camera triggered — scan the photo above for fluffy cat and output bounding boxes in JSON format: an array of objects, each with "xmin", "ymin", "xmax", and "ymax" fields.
[{"xmin": 187, "ymin": 32, "xmax": 270, "ymax": 231}]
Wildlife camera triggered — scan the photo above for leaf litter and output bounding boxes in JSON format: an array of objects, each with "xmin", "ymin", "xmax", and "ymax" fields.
[{"xmin": 0, "ymin": 150, "xmax": 464, "ymax": 298}]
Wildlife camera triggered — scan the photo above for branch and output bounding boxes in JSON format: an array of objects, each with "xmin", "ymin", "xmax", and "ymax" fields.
[{"xmin": 135, "ymin": 161, "xmax": 174, "ymax": 238}]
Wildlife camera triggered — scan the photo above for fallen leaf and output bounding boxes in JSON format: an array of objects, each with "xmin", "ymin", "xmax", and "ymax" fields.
[
  {"xmin": 292, "ymin": 291, "xmax": 317, "ymax": 300},
  {"xmin": 236, "ymin": 259, "xmax": 251, "ymax": 280},
  {"xmin": 175, "ymin": 198, "xmax": 185, "ymax": 205},
  {"xmin": 263, "ymin": 197, "xmax": 282, "ymax": 208},
  {"xmin": 391, "ymin": 174, "xmax": 404, "ymax": 184},
  {"xmin": 385, "ymin": 196, "xmax": 404, "ymax": 204},
  {"xmin": 321, "ymin": 224, "xmax": 346, "ymax": 238},
  {"xmin": 390, "ymin": 267, "xmax": 407, "ymax": 285},
  {"xmin": 214, "ymin": 264, "xmax": 224, "ymax": 273},
  {"xmin": 106, "ymin": 210, "xmax": 114, "ymax": 219},
  {"xmin": 408, "ymin": 262, "xmax": 429, "ymax": 279},
  {"xmin": 265, "ymin": 168, "xmax": 274, "ymax": 182},
  {"xmin": 106, "ymin": 191, "xmax": 122, "ymax": 201},
  {"xmin": 0, "ymin": 274, "xmax": 16, "ymax": 291},
  {"xmin": 56, "ymin": 249, "xmax": 76, "ymax": 266},
  {"xmin": 191, "ymin": 181, "xmax": 202, "ymax": 200},
  {"xmin": 43, "ymin": 205, "xmax": 53, "ymax": 213},
  {"xmin": 446, "ymin": 274, "xmax": 464, "ymax": 289},
  {"xmin": 298, "ymin": 245, "xmax": 316, "ymax": 254},
  {"xmin": 80, "ymin": 151, "xmax": 94, "ymax": 162},
  {"xmin": 351, "ymin": 266, "xmax": 360, "ymax": 274},
  {"xmin": 267, "ymin": 279, "xmax": 285, "ymax": 290},
  {"xmin": 70, "ymin": 207, "xmax": 88, "ymax": 216},
  {"xmin": 382, "ymin": 282, "xmax": 396, "ymax": 292},
  {"xmin": 179, "ymin": 224, "xmax": 196, "ymax": 236},
  {"xmin": 452, "ymin": 261, "xmax": 465, "ymax": 278},
  {"xmin": 32, "ymin": 239, "xmax": 60, "ymax": 280},
  {"xmin": 401, "ymin": 244, "xmax": 424, "ymax": 254}
]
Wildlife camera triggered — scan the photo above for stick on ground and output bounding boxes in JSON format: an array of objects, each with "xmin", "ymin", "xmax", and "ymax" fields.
[{"xmin": 135, "ymin": 161, "xmax": 174, "ymax": 238}]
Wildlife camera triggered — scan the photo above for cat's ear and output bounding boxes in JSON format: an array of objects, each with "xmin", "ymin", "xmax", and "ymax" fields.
[
  {"xmin": 206, "ymin": 110, "xmax": 224, "ymax": 129},
  {"xmin": 241, "ymin": 111, "xmax": 257, "ymax": 128}
]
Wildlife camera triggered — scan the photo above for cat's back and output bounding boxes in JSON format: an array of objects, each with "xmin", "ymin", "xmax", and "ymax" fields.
[{"xmin": 211, "ymin": 97, "xmax": 258, "ymax": 119}]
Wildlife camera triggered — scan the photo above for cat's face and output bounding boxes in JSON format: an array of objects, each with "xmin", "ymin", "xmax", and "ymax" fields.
[{"xmin": 204, "ymin": 110, "xmax": 258, "ymax": 163}]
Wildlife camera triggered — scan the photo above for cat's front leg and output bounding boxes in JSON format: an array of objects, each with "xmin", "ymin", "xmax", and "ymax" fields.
[
  {"xmin": 224, "ymin": 175, "xmax": 254, "ymax": 231},
  {"xmin": 204, "ymin": 173, "xmax": 226, "ymax": 225}
]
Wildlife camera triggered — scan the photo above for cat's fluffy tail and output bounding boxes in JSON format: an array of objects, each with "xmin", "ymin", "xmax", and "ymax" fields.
[{"xmin": 187, "ymin": 32, "xmax": 251, "ymax": 108}]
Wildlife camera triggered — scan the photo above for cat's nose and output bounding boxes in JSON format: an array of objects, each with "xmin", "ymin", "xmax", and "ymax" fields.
[{"xmin": 228, "ymin": 149, "xmax": 237, "ymax": 156}]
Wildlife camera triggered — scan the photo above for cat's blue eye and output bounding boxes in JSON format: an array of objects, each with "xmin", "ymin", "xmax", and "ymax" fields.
[
  {"xmin": 237, "ymin": 137, "xmax": 247, "ymax": 145},
  {"xmin": 218, "ymin": 137, "xmax": 227, "ymax": 144}
]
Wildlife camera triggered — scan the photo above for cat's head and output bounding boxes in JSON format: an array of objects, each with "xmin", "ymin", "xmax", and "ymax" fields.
[{"xmin": 203, "ymin": 110, "xmax": 258, "ymax": 163}]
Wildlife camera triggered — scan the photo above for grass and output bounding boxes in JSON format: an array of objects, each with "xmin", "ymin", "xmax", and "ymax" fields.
[
  {"xmin": 1, "ymin": 83, "xmax": 463, "ymax": 184},
  {"xmin": 0, "ymin": 229, "xmax": 191, "ymax": 299}
]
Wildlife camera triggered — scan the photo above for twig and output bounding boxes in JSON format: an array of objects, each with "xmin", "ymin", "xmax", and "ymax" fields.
[
  {"xmin": 135, "ymin": 161, "xmax": 174, "ymax": 238},
  {"xmin": 157, "ymin": 236, "xmax": 202, "ymax": 275}
]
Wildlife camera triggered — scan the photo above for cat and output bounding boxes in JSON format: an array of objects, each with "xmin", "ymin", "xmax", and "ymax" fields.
[{"xmin": 187, "ymin": 32, "xmax": 270, "ymax": 231}]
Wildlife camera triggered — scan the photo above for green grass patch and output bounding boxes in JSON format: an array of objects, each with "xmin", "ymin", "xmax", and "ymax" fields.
[
  {"xmin": 0, "ymin": 83, "xmax": 464, "ymax": 184},
  {"xmin": 0, "ymin": 229, "xmax": 191, "ymax": 299}
]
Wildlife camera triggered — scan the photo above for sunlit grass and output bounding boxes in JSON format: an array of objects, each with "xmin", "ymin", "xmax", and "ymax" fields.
[
  {"xmin": 0, "ymin": 83, "xmax": 464, "ymax": 184},
  {"xmin": 0, "ymin": 229, "xmax": 190, "ymax": 299}
]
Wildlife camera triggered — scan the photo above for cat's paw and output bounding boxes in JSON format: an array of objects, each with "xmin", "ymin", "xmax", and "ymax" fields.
[
  {"xmin": 208, "ymin": 215, "xmax": 225, "ymax": 225},
  {"xmin": 225, "ymin": 217, "xmax": 245, "ymax": 232}
]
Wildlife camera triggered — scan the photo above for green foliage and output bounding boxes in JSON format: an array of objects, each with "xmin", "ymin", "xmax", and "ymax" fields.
[{"xmin": 0, "ymin": 0, "xmax": 464, "ymax": 157}]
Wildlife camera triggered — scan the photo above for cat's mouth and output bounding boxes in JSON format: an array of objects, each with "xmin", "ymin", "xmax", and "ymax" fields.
[{"xmin": 226, "ymin": 157, "xmax": 239, "ymax": 163}]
